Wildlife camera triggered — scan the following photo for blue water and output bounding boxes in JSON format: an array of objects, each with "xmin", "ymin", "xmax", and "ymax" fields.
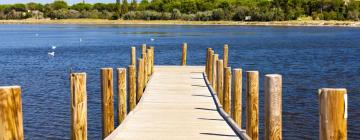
[{"xmin": 0, "ymin": 24, "xmax": 359, "ymax": 139}]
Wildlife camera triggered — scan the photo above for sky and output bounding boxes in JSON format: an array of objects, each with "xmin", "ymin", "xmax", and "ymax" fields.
[{"xmin": 0, "ymin": 0, "xmax": 117, "ymax": 5}]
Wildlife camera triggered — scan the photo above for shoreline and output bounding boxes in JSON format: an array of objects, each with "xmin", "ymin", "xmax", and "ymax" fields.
[{"xmin": 1, "ymin": 19, "xmax": 360, "ymax": 27}]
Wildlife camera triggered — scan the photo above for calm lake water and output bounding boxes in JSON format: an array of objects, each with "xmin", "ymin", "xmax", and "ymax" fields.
[{"xmin": 0, "ymin": 24, "xmax": 359, "ymax": 139}]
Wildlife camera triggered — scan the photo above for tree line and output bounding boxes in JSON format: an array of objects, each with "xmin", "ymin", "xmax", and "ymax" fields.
[{"xmin": 0, "ymin": 0, "xmax": 359, "ymax": 21}]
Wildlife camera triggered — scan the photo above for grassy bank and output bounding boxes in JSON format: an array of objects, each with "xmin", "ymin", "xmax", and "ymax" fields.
[{"xmin": 1, "ymin": 19, "xmax": 360, "ymax": 27}]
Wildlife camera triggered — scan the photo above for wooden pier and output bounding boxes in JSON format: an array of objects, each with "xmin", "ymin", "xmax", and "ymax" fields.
[{"xmin": 0, "ymin": 43, "xmax": 348, "ymax": 140}]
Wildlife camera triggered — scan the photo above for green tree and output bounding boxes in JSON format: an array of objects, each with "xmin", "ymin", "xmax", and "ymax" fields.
[
  {"xmin": 130, "ymin": 0, "xmax": 138, "ymax": 11},
  {"xmin": 51, "ymin": 0, "xmax": 68, "ymax": 10},
  {"xmin": 121, "ymin": 0, "xmax": 129, "ymax": 14}
]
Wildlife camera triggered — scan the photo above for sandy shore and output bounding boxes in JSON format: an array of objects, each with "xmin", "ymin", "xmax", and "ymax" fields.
[{"xmin": 1, "ymin": 19, "xmax": 360, "ymax": 27}]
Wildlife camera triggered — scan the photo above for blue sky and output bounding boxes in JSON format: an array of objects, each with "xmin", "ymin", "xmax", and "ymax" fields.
[{"xmin": 0, "ymin": 0, "xmax": 117, "ymax": 5}]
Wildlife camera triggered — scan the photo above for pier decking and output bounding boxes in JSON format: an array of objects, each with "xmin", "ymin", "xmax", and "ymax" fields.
[{"xmin": 106, "ymin": 66, "xmax": 245, "ymax": 140}]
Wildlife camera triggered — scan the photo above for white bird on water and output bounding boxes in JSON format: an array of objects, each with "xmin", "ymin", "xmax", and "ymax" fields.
[
  {"xmin": 51, "ymin": 45, "xmax": 57, "ymax": 50},
  {"xmin": 48, "ymin": 51, "xmax": 55, "ymax": 57},
  {"xmin": 150, "ymin": 38, "xmax": 155, "ymax": 41},
  {"xmin": 79, "ymin": 38, "xmax": 82, "ymax": 42}
]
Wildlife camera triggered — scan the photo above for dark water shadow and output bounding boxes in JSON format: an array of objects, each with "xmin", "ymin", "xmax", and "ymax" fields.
[
  {"xmin": 192, "ymin": 94, "xmax": 212, "ymax": 97},
  {"xmin": 200, "ymin": 132, "xmax": 237, "ymax": 137},
  {"xmin": 194, "ymin": 107, "xmax": 217, "ymax": 111},
  {"xmin": 197, "ymin": 117, "xmax": 224, "ymax": 121}
]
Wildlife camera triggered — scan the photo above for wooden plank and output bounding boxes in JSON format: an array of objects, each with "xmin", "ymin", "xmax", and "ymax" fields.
[
  {"xmin": 71, "ymin": 73, "xmax": 87, "ymax": 140},
  {"xmin": 105, "ymin": 66, "xmax": 245, "ymax": 140},
  {"xmin": 0, "ymin": 86, "xmax": 23, "ymax": 140}
]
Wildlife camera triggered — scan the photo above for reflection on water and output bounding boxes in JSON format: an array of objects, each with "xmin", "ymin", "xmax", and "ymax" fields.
[{"xmin": 0, "ymin": 24, "xmax": 359, "ymax": 139}]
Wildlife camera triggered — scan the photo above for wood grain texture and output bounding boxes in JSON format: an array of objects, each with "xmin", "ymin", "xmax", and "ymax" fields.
[
  {"xmin": 150, "ymin": 47, "xmax": 155, "ymax": 74},
  {"xmin": 232, "ymin": 69, "xmax": 242, "ymax": 128},
  {"xmin": 205, "ymin": 48, "xmax": 211, "ymax": 76},
  {"xmin": 142, "ymin": 53, "xmax": 148, "ymax": 85},
  {"xmin": 246, "ymin": 71, "xmax": 259, "ymax": 140},
  {"xmin": 128, "ymin": 65, "xmax": 137, "ymax": 111},
  {"xmin": 142, "ymin": 44, "xmax": 146, "ymax": 54},
  {"xmin": 101, "ymin": 68, "xmax": 114, "ymax": 138},
  {"xmin": 0, "ymin": 86, "xmax": 23, "ymax": 140},
  {"xmin": 208, "ymin": 50, "xmax": 214, "ymax": 84},
  {"xmin": 181, "ymin": 43, "xmax": 187, "ymax": 66},
  {"xmin": 147, "ymin": 49, "xmax": 152, "ymax": 80},
  {"xmin": 131, "ymin": 47, "xmax": 136, "ymax": 66},
  {"xmin": 223, "ymin": 67, "xmax": 231, "ymax": 114},
  {"xmin": 264, "ymin": 74, "xmax": 282, "ymax": 140},
  {"xmin": 223, "ymin": 44, "xmax": 229, "ymax": 68},
  {"xmin": 216, "ymin": 60, "xmax": 224, "ymax": 105},
  {"xmin": 137, "ymin": 59, "xmax": 144, "ymax": 103},
  {"xmin": 71, "ymin": 73, "xmax": 87, "ymax": 140},
  {"xmin": 319, "ymin": 88, "xmax": 347, "ymax": 140},
  {"xmin": 117, "ymin": 68, "xmax": 127, "ymax": 125},
  {"xmin": 212, "ymin": 54, "xmax": 219, "ymax": 90}
]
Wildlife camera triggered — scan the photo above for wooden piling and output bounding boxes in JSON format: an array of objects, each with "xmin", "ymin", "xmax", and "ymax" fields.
[
  {"xmin": 216, "ymin": 60, "xmax": 224, "ymax": 105},
  {"xmin": 264, "ymin": 74, "xmax": 282, "ymax": 140},
  {"xmin": 208, "ymin": 50, "xmax": 214, "ymax": 83},
  {"xmin": 0, "ymin": 86, "xmax": 23, "ymax": 140},
  {"xmin": 142, "ymin": 44, "xmax": 146, "ymax": 54},
  {"xmin": 70, "ymin": 73, "xmax": 87, "ymax": 140},
  {"xmin": 137, "ymin": 59, "xmax": 144, "ymax": 103},
  {"xmin": 147, "ymin": 49, "xmax": 152, "ymax": 79},
  {"xmin": 150, "ymin": 46, "xmax": 155, "ymax": 74},
  {"xmin": 101, "ymin": 68, "xmax": 114, "ymax": 138},
  {"xmin": 223, "ymin": 44, "xmax": 229, "ymax": 68},
  {"xmin": 223, "ymin": 67, "xmax": 231, "ymax": 114},
  {"xmin": 246, "ymin": 71, "xmax": 259, "ymax": 140},
  {"xmin": 117, "ymin": 68, "xmax": 127, "ymax": 125},
  {"xmin": 319, "ymin": 88, "xmax": 347, "ymax": 140},
  {"xmin": 142, "ymin": 53, "xmax": 148, "ymax": 84},
  {"xmin": 181, "ymin": 43, "xmax": 187, "ymax": 66},
  {"xmin": 212, "ymin": 54, "xmax": 219, "ymax": 89},
  {"xmin": 131, "ymin": 47, "xmax": 136, "ymax": 66},
  {"xmin": 232, "ymin": 69, "xmax": 242, "ymax": 127},
  {"xmin": 128, "ymin": 65, "xmax": 137, "ymax": 111},
  {"xmin": 205, "ymin": 48, "xmax": 211, "ymax": 76}
]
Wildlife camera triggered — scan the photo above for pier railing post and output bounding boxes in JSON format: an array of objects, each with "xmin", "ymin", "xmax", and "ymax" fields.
[
  {"xmin": 232, "ymin": 69, "xmax": 242, "ymax": 127},
  {"xmin": 208, "ymin": 50, "xmax": 214, "ymax": 83},
  {"xmin": 71, "ymin": 73, "xmax": 87, "ymax": 140},
  {"xmin": 131, "ymin": 47, "xmax": 136, "ymax": 66},
  {"xmin": 128, "ymin": 65, "xmax": 137, "ymax": 111},
  {"xmin": 223, "ymin": 44, "xmax": 229, "ymax": 68},
  {"xmin": 212, "ymin": 54, "xmax": 219, "ymax": 89},
  {"xmin": 101, "ymin": 68, "xmax": 114, "ymax": 138},
  {"xmin": 142, "ymin": 44, "xmax": 146, "ymax": 54},
  {"xmin": 216, "ymin": 60, "xmax": 224, "ymax": 105},
  {"xmin": 181, "ymin": 43, "xmax": 187, "ymax": 66},
  {"xmin": 246, "ymin": 71, "xmax": 259, "ymax": 140},
  {"xmin": 264, "ymin": 74, "xmax": 282, "ymax": 140},
  {"xmin": 319, "ymin": 88, "xmax": 347, "ymax": 140},
  {"xmin": 142, "ymin": 52, "xmax": 148, "ymax": 84},
  {"xmin": 150, "ymin": 46, "xmax": 155, "ymax": 74},
  {"xmin": 117, "ymin": 68, "xmax": 127, "ymax": 125},
  {"xmin": 137, "ymin": 59, "xmax": 144, "ymax": 103},
  {"xmin": 205, "ymin": 48, "xmax": 211, "ymax": 76},
  {"xmin": 223, "ymin": 67, "xmax": 232, "ymax": 114},
  {"xmin": 0, "ymin": 86, "xmax": 23, "ymax": 140},
  {"xmin": 147, "ymin": 49, "xmax": 152, "ymax": 80}
]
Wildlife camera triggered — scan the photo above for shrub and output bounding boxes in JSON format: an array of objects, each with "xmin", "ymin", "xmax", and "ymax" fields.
[
  {"xmin": 180, "ymin": 13, "xmax": 195, "ymax": 21},
  {"xmin": 347, "ymin": 11, "xmax": 359, "ymax": 21},
  {"xmin": 110, "ymin": 13, "xmax": 120, "ymax": 20},
  {"xmin": 232, "ymin": 6, "xmax": 250, "ymax": 21},
  {"xmin": 211, "ymin": 8, "xmax": 225, "ymax": 21},
  {"xmin": 195, "ymin": 11, "xmax": 212, "ymax": 21},
  {"xmin": 172, "ymin": 8, "xmax": 181, "ymax": 19}
]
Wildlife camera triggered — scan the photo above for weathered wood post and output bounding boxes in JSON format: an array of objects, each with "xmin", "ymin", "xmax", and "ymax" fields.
[
  {"xmin": 70, "ymin": 73, "xmax": 87, "ymax": 140},
  {"xmin": 246, "ymin": 71, "xmax": 259, "ymax": 140},
  {"xmin": 205, "ymin": 48, "xmax": 211, "ymax": 76},
  {"xmin": 142, "ymin": 44, "xmax": 146, "ymax": 54},
  {"xmin": 319, "ymin": 88, "xmax": 347, "ymax": 140},
  {"xmin": 232, "ymin": 69, "xmax": 242, "ymax": 127},
  {"xmin": 223, "ymin": 67, "xmax": 231, "ymax": 114},
  {"xmin": 137, "ymin": 58, "xmax": 144, "ymax": 103},
  {"xmin": 264, "ymin": 74, "xmax": 282, "ymax": 140},
  {"xmin": 212, "ymin": 54, "xmax": 219, "ymax": 89},
  {"xmin": 223, "ymin": 44, "xmax": 229, "ymax": 68},
  {"xmin": 0, "ymin": 86, "xmax": 23, "ymax": 140},
  {"xmin": 147, "ymin": 49, "xmax": 152, "ymax": 79},
  {"xmin": 216, "ymin": 60, "xmax": 224, "ymax": 105},
  {"xmin": 131, "ymin": 46, "xmax": 136, "ymax": 66},
  {"xmin": 181, "ymin": 43, "xmax": 187, "ymax": 66},
  {"xmin": 101, "ymin": 68, "xmax": 114, "ymax": 138},
  {"xmin": 208, "ymin": 50, "xmax": 214, "ymax": 83},
  {"xmin": 150, "ymin": 46, "xmax": 155, "ymax": 74},
  {"xmin": 128, "ymin": 65, "xmax": 137, "ymax": 111},
  {"xmin": 142, "ymin": 52, "xmax": 148, "ymax": 84},
  {"xmin": 117, "ymin": 68, "xmax": 127, "ymax": 124}
]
